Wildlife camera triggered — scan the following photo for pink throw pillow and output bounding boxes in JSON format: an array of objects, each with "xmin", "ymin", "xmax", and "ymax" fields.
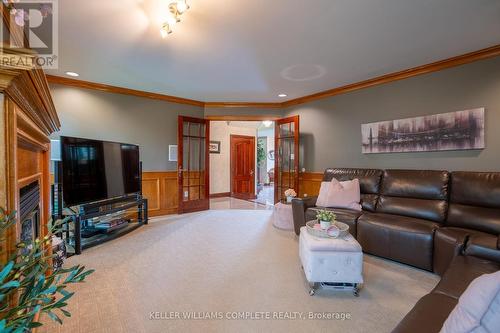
[
  {"xmin": 316, "ymin": 181, "xmax": 333, "ymax": 207},
  {"xmin": 316, "ymin": 178, "xmax": 362, "ymax": 211}
]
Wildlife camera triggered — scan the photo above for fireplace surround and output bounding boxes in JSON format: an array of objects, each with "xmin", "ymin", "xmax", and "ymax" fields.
[{"xmin": 0, "ymin": 45, "xmax": 60, "ymax": 262}]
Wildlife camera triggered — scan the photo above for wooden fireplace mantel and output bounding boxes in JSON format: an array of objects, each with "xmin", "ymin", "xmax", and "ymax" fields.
[{"xmin": 0, "ymin": 44, "xmax": 60, "ymax": 261}]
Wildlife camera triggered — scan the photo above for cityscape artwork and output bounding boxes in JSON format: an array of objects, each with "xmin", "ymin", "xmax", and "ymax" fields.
[{"xmin": 361, "ymin": 108, "xmax": 485, "ymax": 154}]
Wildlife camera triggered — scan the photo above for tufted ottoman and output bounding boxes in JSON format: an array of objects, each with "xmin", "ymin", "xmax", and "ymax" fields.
[{"xmin": 299, "ymin": 226, "xmax": 364, "ymax": 296}]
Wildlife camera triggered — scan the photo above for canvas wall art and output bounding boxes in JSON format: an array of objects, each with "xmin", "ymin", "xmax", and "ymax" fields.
[{"xmin": 361, "ymin": 108, "xmax": 485, "ymax": 154}]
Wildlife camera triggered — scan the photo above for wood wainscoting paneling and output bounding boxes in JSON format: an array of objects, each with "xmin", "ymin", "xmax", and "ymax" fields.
[
  {"xmin": 50, "ymin": 171, "xmax": 325, "ymax": 217},
  {"xmin": 299, "ymin": 172, "xmax": 324, "ymax": 198},
  {"xmin": 141, "ymin": 171, "xmax": 178, "ymax": 217}
]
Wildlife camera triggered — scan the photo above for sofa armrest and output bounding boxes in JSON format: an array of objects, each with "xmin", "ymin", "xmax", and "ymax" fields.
[
  {"xmin": 433, "ymin": 228, "xmax": 469, "ymax": 276},
  {"xmin": 465, "ymin": 234, "xmax": 500, "ymax": 264},
  {"xmin": 291, "ymin": 197, "xmax": 318, "ymax": 236}
]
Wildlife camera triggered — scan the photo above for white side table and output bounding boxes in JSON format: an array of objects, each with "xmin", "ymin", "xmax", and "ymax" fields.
[{"xmin": 272, "ymin": 202, "xmax": 294, "ymax": 230}]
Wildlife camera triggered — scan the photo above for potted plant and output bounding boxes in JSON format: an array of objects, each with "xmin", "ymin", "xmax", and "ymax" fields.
[
  {"xmin": 316, "ymin": 209, "xmax": 336, "ymax": 230},
  {"xmin": 284, "ymin": 189, "xmax": 297, "ymax": 203},
  {"xmin": 0, "ymin": 208, "xmax": 94, "ymax": 332}
]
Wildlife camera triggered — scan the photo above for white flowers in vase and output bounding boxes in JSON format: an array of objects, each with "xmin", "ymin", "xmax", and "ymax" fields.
[{"xmin": 284, "ymin": 189, "xmax": 297, "ymax": 203}]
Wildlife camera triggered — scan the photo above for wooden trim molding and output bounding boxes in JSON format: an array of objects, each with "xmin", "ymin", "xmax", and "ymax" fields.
[
  {"xmin": 45, "ymin": 44, "xmax": 500, "ymax": 109},
  {"xmin": 205, "ymin": 115, "xmax": 281, "ymax": 121},
  {"xmin": 204, "ymin": 102, "xmax": 283, "ymax": 109},
  {"xmin": 0, "ymin": 45, "xmax": 59, "ymax": 135},
  {"xmin": 6, "ymin": 69, "xmax": 60, "ymax": 135},
  {"xmin": 209, "ymin": 192, "xmax": 231, "ymax": 198},
  {"xmin": 46, "ymin": 75, "xmax": 205, "ymax": 107},
  {"xmin": 282, "ymin": 44, "xmax": 500, "ymax": 107}
]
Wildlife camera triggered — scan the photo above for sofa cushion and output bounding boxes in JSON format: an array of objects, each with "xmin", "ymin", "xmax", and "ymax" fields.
[
  {"xmin": 323, "ymin": 168, "xmax": 383, "ymax": 211},
  {"xmin": 306, "ymin": 207, "xmax": 362, "ymax": 238},
  {"xmin": 465, "ymin": 233, "xmax": 500, "ymax": 264},
  {"xmin": 357, "ymin": 212, "xmax": 440, "ymax": 270},
  {"xmin": 441, "ymin": 271, "xmax": 500, "ymax": 333},
  {"xmin": 447, "ymin": 171, "xmax": 500, "ymax": 234},
  {"xmin": 391, "ymin": 293, "xmax": 457, "ymax": 333},
  {"xmin": 377, "ymin": 169, "xmax": 450, "ymax": 223},
  {"xmin": 433, "ymin": 255, "xmax": 500, "ymax": 300}
]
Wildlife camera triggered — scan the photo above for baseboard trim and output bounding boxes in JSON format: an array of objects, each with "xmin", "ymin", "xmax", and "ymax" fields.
[
  {"xmin": 231, "ymin": 193, "xmax": 257, "ymax": 200},
  {"xmin": 210, "ymin": 192, "xmax": 231, "ymax": 198}
]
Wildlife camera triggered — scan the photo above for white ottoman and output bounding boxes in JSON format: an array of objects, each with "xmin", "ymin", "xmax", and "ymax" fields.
[
  {"xmin": 272, "ymin": 203, "xmax": 294, "ymax": 230},
  {"xmin": 299, "ymin": 226, "xmax": 363, "ymax": 296}
]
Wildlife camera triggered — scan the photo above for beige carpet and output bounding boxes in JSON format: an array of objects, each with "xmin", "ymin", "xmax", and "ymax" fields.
[{"xmin": 38, "ymin": 208, "xmax": 439, "ymax": 333}]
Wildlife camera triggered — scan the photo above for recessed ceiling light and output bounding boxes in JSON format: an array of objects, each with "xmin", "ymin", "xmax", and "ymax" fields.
[
  {"xmin": 65, "ymin": 71, "xmax": 79, "ymax": 77},
  {"xmin": 278, "ymin": 93, "xmax": 287, "ymax": 98},
  {"xmin": 263, "ymin": 120, "xmax": 273, "ymax": 127}
]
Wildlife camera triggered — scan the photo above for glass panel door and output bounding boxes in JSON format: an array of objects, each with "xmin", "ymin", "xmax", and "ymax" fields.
[
  {"xmin": 275, "ymin": 116, "xmax": 299, "ymax": 203},
  {"xmin": 178, "ymin": 116, "xmax": 209, "ymax": 213}
]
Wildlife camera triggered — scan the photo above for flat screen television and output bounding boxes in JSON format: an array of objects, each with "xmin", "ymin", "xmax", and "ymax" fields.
[{"xmin": 61, "ymin": 136, "xmax": 141, "ymax": 206}]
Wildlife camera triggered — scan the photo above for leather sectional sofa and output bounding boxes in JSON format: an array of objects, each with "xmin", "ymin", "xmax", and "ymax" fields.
[{"xmin": 292, "ymin": 168, "xmax": 500, "ymax": 332}]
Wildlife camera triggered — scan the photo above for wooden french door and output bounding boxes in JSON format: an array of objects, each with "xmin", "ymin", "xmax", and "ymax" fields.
[
  {"xmin": 178, "ymin": 116, "xmax": 210, "ymax": 213},
  {"xmin": 230, "ymin": 135, "xmax": 256, "ymax": 200},
  {"xmin": 275, "ymin": 115, "xmax": 300, "ymax": 203}
]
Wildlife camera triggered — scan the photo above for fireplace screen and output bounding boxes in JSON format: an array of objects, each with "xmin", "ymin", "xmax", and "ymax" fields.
[{"xmin": 19, "ymin": 181, "xmax": 41, "ymax": 248}]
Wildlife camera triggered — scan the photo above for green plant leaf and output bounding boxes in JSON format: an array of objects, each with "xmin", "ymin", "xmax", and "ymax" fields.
[
  {"xmin": 0, "ymin": 210, "xmax": 95, "ymax": 331},
  {"xmin": 27, "ymin": 321, "xmax": 43, "ymax": 328},
  {"xmin": 0, "ymin": 280, "xmax": 20, "ymax": 289},
  {"xmin": 47, "ymin": 311, "xmax": 63, "ymax": 325},
  {"xmin": 0, "ymin": 261, "xmax": 14, "ymax": 283}
]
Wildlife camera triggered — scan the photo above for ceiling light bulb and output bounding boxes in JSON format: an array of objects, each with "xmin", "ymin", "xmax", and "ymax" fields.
[
  {"xmin": 65, "ymin": 71, "xmax": 79, "ymax": 77},
  {"xmin": 278, "ymin": 93, "xmax": 287, "ymax": 98},
  {"xmin": 177, "ymin": 1, "xmax": 189, "ymax": 14},
  {"xmin": 160, "ymin": 23, "xmax": 172, "ymax": 38},
  {"xmin": 166, "ymin": 14, "xmax": 178, "ymax": 26},
  {"xmin": 263, "ymin": 121, "xmax": 273, "ymax": 127}
]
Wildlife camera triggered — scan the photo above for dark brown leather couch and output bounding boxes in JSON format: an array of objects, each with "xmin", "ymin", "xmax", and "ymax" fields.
[
  {"xmin": 434, "ymin": 172, "xmax": 500, "ymax": 274},
  {"xmin": 293, "ymin": 168, "xmax": 382, "ymax": 237},
  {"xmin": 358, "ymin": 169, "xmax": 449, "ymax": 271},
  {"xmin": 393, "ymin": 255, "xmax": 500, "ymax": 333},
  {"xmin": 291, "ymin": 168, "xmax": 500, "ymax": 332}
]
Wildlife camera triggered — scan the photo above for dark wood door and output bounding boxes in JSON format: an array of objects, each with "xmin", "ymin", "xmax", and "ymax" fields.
[
  {"xmin": 275, "ymin": 116, "xmax": 299, "ymax": 203},
  {"xmin": 178, "ymin": 116, "xmax": 210, "ymax": 213},
  {"xmin": 230, "ymin": 135, "xmax": 256, "ymax": 200}
]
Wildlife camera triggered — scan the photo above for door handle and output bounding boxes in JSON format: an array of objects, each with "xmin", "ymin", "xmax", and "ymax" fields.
[{"xmin": 250, "ymin": 170, "xmax": 254, "ymax": 176}]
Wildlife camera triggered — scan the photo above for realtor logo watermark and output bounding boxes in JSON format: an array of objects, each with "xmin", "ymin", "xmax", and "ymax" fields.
[
  {"xmin": 1, "ymin": 0, "xmax": 58, "ymax": 69},
  {"xmin": 149, "ymin": 311, "xmax": 352, "ymax": 321}
]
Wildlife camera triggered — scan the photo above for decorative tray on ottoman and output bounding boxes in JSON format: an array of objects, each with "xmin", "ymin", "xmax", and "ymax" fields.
[{"xmin": 306, "ymin": 220, "xmax": 350, "ymax": 239}]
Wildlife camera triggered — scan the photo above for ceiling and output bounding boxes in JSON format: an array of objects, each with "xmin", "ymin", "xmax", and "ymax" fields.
[{"xmin": 46, "ymin": 0, "xmax": 500, "ymax": 103}]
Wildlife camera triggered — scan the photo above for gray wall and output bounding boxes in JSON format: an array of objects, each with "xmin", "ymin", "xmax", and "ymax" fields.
[
  {"xmin": 50, "ymin": 84, "xmax": 204, "ymax": 171},
  {"xmin": 285, "ymin": 57, "xmax": 500, "ymax": 172},
  {"xmin": 50, "ymin": 56, "xmax": 500, "ymax": 173}
]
